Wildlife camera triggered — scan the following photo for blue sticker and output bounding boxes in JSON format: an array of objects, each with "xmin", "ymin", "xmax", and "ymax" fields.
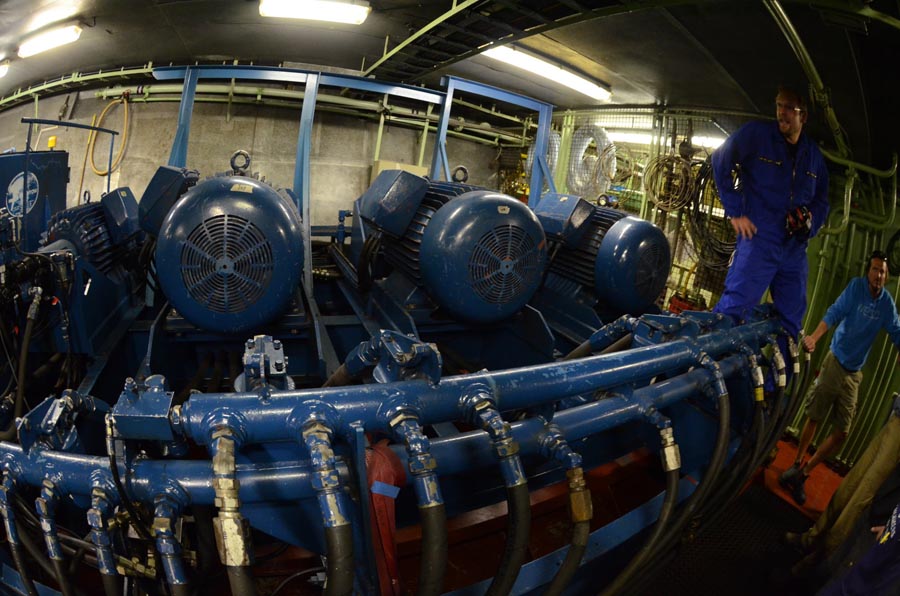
[{"xmin": 371, "ymin": 481, "xmax": 400, "ymax": 499}]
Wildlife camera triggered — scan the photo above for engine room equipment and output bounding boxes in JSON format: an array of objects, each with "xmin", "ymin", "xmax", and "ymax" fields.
[
  {"xmin": 0, "ymin": 70, "xmax": 804, "ymax": 596},
  {"xmin": 353, "ymin": 170, "xmax": 548, "ymax": 324},
  {"xmin": 0, "ymin": 150, "xmax": 68, "ymax": 252},
  {"xmin": 567, "ymin": 125, "xmax": 617, "ymax": 198},
  {"xmin": 155, "ymin": 173, "xmax": 303, "ymax": 334}
]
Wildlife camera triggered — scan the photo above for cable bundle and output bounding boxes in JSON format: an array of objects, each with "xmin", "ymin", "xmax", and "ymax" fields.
[
  {"xmin": 643, "ymin": 155, "xmax": 694, "ymax": 211},
  {"xmin": 686, "ymin": 158, "xmax": 735, "ymax": 272}
]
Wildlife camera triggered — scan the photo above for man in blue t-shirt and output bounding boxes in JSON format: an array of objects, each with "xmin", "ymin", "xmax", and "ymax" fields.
[{"xmin": 780, "ymin": 251, "xmax": 900, "ymax": 505}]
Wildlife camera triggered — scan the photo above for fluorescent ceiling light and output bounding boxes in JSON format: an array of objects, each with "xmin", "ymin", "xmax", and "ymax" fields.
[
  {"xmin": 28, "ymin": 1, "xmax": 80, "ymax": 34},
  {"xmin": 692, "ymin": 135, "xmax": 725, "ymax": 149},
  {"xmin": 259, "ymin": 0, "xmax": 371, "ymax": 25},
  {"xmin": 608, "ymin": 131, "xmax": 653, "ymax": 145},
  {"xmin": 18, "ymin": 25, "xmax": 82, "ymax": 58},
  {"xmin": 0, "ymin": 61, "xmax": 8, "ymax": 78},
  {"xmin": 483, "ymin": 45, "xmax": 611, "ymax": 101}
]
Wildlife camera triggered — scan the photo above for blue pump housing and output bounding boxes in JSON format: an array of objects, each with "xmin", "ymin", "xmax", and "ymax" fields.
[
  {"xmin": 549, "ymin": 207, "xmax": 671, "ymax": 313},
  {"xmin": 155, "ymin": 175, "xmax": 303, "ymax": 334},
  {"xmin": 419, "ymin": 190, "xmax": 547, "ymax": 323}
]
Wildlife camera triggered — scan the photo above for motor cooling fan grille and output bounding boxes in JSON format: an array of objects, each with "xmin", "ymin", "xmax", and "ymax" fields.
[
  {"xmin": 180, "ymin": 214, "xmax": 273, "ymax": 314},
  {"xmin": 634, "ymin": 242, "xmax": 668, "ymax": 301},
  {"xmin": 469, "ymin": 225, "xmax": 539, "ymax": 304}
]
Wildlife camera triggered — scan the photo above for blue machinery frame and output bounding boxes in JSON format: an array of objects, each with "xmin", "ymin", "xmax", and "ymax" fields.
[{"xmin": 0, "ymin": 64, "xmax": 794, "ymax": 596}]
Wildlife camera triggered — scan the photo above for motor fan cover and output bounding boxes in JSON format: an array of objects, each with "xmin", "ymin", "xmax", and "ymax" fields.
[
  {"xmin": 155, "ymin": 176, "xmax": 303, "ymax": 334},
  {"xmin": 419, "ymin": 190, "xmax": 547, "ymax": 323}
]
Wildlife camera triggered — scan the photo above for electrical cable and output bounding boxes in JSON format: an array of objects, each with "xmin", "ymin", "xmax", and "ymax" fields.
[
  {"xmin": 686, "ymin": 157, "xmax": 736, "ymax": 272},
  {"xmin": 269, "ymin": 567, "xmax": 325, "ymax": 596},
  {"xmin": 643, "ymin": 155, "xmax": 693, "ymax": 211}
]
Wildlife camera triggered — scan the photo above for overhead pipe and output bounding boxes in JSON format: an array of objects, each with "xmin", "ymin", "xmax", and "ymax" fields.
[{"xmin": 764, "ymin": 0, "xmax": 851, "ymax": 157}]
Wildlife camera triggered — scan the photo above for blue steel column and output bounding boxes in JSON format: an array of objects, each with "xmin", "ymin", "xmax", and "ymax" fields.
[
  {"xmin": 294, "ymin": 73, "xmax": 319, "ymax": 291},
  {"xmin": 167, "ymin": 66, "xmax": 199, "ymax": 168},
  {"xmin": 429, "ymin": 78, "xmax": 455, "ymax": 181}
]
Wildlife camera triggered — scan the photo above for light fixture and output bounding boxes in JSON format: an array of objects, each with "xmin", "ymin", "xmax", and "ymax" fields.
[
  {"xmin": 18, "ymin": 25, "xmax": 82, "ymax": 58},
  {"xmin": 482, "ymin": 45, "xmax": 611, "ymax": 101},
  {"xmin": 259, "ymin": 0, "xmax": 371, "ymax": 25},
  {"xmin": 607, "ymin": 131, "xmax": 653, "ymax": 145},
  {"xmin": 692, "ymin": 135, "xmax": 725, "ymax": 149},
  {"xmin": 0, "ymin": 61, "xmax": 8, "ymax": 78}
]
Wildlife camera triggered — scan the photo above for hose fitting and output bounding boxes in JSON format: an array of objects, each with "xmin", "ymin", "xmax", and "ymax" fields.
[
  {"xmin": 153, "ymin": 494, "xmax": 190, "ymax": 589},
  {"xmin": 659, "ymin": 427, "xmax": 682, "ymax": 473},
  {"xmin": 786, "ymin": 336, "xmax": 801, "ymax": 376},
  {"xmin": 767, "ymin": 337, "xmax": 787, "ymax": 389},
  {"xmin": 36, "ymin": 480, "xmax": 64, "ymax": 561},
  {"xmin": 389, "ymin": 413, "xmax": 442, "ymax": 508},
  {"xmin": 463, "ymin": 391, "xmax": 525, "ymax": 488},
  {"xmin": 87, "ymin": 488, "xmax": 119, "ymax": 579}
]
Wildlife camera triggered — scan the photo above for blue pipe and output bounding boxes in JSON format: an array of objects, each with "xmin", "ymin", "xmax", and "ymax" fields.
[
  {"xmin": 176, "ymin": 319, "xmax": 781, "ymax": 444},
  {"xmin": 0, "ymin": 353, "xmax": 751, "ymax": 505}
]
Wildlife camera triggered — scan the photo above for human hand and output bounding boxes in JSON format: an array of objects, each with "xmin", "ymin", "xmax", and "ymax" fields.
[
  {"xmin": 729, "ymin": 215, "xmax": 757, "ymax": 239},
  {"xmin": 872, "ymin": 525, "xmax": 886, "ymax": 536},
  {"xmin": 802, "ymin": 335, "xmax": 816, "ymax": 353}
]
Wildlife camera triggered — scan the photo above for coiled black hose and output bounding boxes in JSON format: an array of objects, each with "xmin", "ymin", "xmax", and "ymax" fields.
[
  {"xmin": 417, "ymin": 504, "xmax": 447, "ymax": 596},
  {"xmin": 485, "ymin": 482, "xmax": 531, "ymax": 596},
  {"xmin": 599, "ymin": 468, "xmax": 680, "ymax": 596},
  {"xmin": 324, "ymin": 524, "xmax": 354, "ymax": 596}
]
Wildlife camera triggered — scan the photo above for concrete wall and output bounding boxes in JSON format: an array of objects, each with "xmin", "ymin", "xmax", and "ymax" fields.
[{"xmin": 0, "ymin": 93, "xmax": 499, "ymax": 225}]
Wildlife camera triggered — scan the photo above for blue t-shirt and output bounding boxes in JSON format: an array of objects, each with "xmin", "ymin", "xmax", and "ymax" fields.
[{"xmin": 824, "ymin": 277, "xmax": 900, "ymax": 371}]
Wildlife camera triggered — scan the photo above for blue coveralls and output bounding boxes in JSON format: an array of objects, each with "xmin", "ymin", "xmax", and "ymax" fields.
[{"xmin": 712, "ymin": 120, "xmax": 830, "ymax": 338}]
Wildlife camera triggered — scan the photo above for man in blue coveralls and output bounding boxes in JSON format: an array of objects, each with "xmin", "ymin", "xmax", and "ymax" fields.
[
  {"xmin": 712, "ymin": 86, "xmax": 830, "ymax": 341},
  {"xmin": 780, "ymin": 251, "xmax": 900, "ymax": 505}
]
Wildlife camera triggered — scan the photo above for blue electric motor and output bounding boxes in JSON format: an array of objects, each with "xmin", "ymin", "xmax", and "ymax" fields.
[
  {"xmin": 359, "ymin": 172, "xmax": 547, "ymax": 324},
  {"xmin": 155, "ymin": 175, "xmax": 303, "ymax": 334},
  {"xmin": 549, "ymin": 206, "xmax": 671, "ymax": 312}
]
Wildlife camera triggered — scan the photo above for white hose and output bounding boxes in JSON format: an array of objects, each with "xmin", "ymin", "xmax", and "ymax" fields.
[{"xmin": 567, "ymin": 125, "xmax": 617, "ymax": 197}]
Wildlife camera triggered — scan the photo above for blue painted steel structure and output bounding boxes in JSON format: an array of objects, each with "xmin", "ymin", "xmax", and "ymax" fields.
[{"xmin": 0, "ymin": 65, "xmax": 803, "ymax": 596}]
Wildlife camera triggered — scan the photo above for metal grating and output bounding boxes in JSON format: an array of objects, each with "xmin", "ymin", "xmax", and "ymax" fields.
[
  {"xmin": 468, "ymin": 224, "xmax": 540, "ymax": 304},
  {"xmin": 180, "ymin": 214, "xmax": 273, "ymax": 314}
]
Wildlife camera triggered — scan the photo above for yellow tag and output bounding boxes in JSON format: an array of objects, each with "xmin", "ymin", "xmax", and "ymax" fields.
[{"xmin": 231, "ymin": 184, "xmax": 253, "ymax": 193}]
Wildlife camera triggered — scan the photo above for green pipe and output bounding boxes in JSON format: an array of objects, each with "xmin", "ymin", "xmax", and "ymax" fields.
[
  {"xmin": 373, "ymin": 110, "xmax": 386, "ymax": 163},
  {"xmin": 829, "ymin": 171, "xmax": 898, "ymax": 231},
  {"xmin": 821, "ymin": 149, "xmax": 897, "ymax": 179},
  {"xmin": 818, "ymin": 169, "xmax": 856, "ymax": 235},
  {"xmin": 554, "ymin": 112, "xmax": 575, "ymax": 194},
  {"xmin": 763, "ymin": 0, "xmax": 851, "ymax": 157},
  {"xmin": 417, "ymin": 104, "xmax": 433, "ymax": 167}
]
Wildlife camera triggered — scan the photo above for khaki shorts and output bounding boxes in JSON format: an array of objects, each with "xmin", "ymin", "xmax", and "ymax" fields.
[{"xmin": 805, "ymin": 351, "xmax": 863, "ymax": 433}]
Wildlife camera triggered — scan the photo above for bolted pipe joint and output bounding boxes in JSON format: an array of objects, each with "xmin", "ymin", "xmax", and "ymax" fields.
[
  {"xmin": 36, "ymin": 479, "xmax": 65, "ymax": 561},
  {"xmin": 462, "ymin": 388, "xmax": 526, "ymax": 488},
  {"xmin": 766, "ymin": 336, "xmax": 787, "ymax": 389},
  {"xmin": 389, "ymin": 412, "xmax": 442, "ymax": 508},
  {"xmin": 153, "ymin": 494, "xmax": 190, "ymax": 587},
  {"xmin": 87, "ymin": 487, "xmax": 119, "ymax": 578},
  {"xmin": 697, "ymin": 352, "xmax": 728, "ymax": 399},
  {"xmin": 540, "ymin": 424, "xmax": 583, "ymax": 471},
  {"xmin": 658, "ymin": 427, "xmax": 681, "ymax": 473},
  {"xmin": 0, "ymin": 473, "xmax": 21, "ymax": 546}
]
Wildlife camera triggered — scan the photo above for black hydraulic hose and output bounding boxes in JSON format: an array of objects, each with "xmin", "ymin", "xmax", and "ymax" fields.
[
  {"xmin": 0, "ymin": 316, "xmax": 36, "ymax": 441},
  {"xmin": 101, "ymin": 573, "xmax": 122, "ymax": 596},
  {"xmin": 52, "ymin": 558, "xmax": 76, "ymax": 596},
  {"xmin": 544, "ymin": 519, "xmax": 589, "ymax": 596},
  {"xmin": 226, "ymin": 566, "xmax": 257, "ymax": 596},
  {"xmin": 324, "ymin": 524, "xmax": 354, "ymax": 596},
  {"xmin": 486, "ymin": 482, "xmax": 531, "ymax": 596},
  {"xmin": 16, "ymin": 519, "xmax": 59, "ymax": 582},
  {"xmin": 10, "ymin": 542, "xmax": 38, "ymax": 596},
  {"xmin": 171, "ymin": 584, "xmax": 192, "ymax": 596},
  {"xmin": 599, "ymin": 468, "xmax": 680, "ymax": 596},
  {"xmin": 417, "ymin": 504, "xmax": 448, "ymax": 596},
  {"xmin": 616, "ymin": 390, "xmax": 730, "ymax": 596}
]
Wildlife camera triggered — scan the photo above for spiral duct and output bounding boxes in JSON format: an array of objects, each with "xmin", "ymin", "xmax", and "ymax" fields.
[{"xmin": 567, "ymin": 126, "xmax": 617, "ymax": 198}]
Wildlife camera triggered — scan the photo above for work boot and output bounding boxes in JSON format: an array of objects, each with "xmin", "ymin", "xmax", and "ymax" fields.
[
  {"xmin": 779, "ymin": 464, "xmax": 809, "ymax": 505},
  {"xmin": 790, "ymin": 475, "xmax": 808, "ymax": 506}
]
